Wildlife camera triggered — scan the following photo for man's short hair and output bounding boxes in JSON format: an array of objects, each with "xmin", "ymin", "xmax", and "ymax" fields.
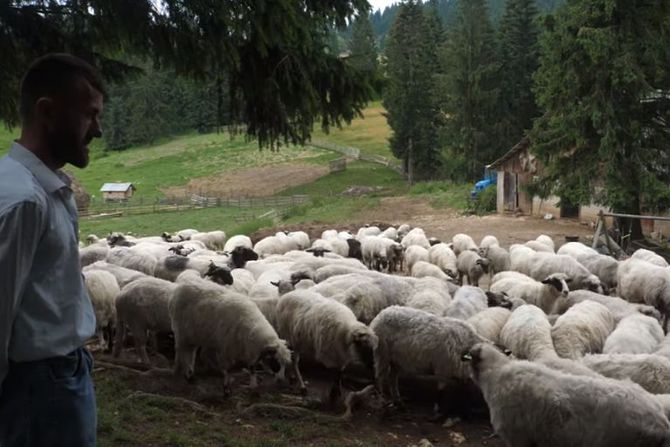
[{"xmin": 19, "ymin": 53, "xmax": 106, "ymax": 122}]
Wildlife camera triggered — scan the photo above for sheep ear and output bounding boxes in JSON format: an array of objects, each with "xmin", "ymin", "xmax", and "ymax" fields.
[
  {"xmin": 305, "ymin": 248, "xmax": 315, "ymax": 252},
  {"xmin": 261, "ymin": 346, "xmax": 277, "ymax": 357},
  {"xmin": 270, "ymin": 281, "xmax": 280, "ymax": 287},
  {"xmin": 564, "ymin": 278, "xmax": 573, "ymax": 284},
  {"xmin": 540, "ymin": 278, "xmax": 552, "ymax": 285},
  {"xmin": 323, "ymin": 249, "xmax": 331, "ymax": 253}
]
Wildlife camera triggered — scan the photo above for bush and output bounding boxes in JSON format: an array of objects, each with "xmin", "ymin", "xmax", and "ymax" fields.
[{"xmin": 472, "ymin": 185, "xmax": 497, "ymax": 215}]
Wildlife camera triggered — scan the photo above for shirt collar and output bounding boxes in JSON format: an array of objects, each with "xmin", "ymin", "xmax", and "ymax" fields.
[{"xmin": 9, "ymin": 142, "xmax": 69, "ymax": 193}]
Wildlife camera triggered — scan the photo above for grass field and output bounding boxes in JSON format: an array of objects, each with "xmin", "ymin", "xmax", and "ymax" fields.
[{"xmin": 310, "ymin": 101, "xmax": 397, "ymax": 160}]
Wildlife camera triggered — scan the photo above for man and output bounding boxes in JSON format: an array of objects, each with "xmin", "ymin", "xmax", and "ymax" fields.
[{"xmin": 0, "ymin": 54, "xmax": 104, "ymax": 446}]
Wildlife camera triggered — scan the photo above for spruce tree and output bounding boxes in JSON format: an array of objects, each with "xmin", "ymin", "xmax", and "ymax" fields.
[
  {"xmin": 532, "ymin": 0, "xmax": 670, "ymax": 239},
  {"xmin": 498, "ymin": 0, "xmax": 540, "ymax": 149},
  {"xmin": 383, "ymin": 0, "xmax": 441, "ymax": 183},
  {"xmin": 438, "ymin": 0, "xmax": 501, "ymax": 181},
  {"xmin": 349, "ymin": 13, "xmax": 378, "ymax": 75}
]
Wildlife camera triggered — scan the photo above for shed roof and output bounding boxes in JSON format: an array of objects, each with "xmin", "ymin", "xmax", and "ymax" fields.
[
  {"xmin": 100, "ymin": 183, "xmax": 134, "ymax": 192},
  {"xmin": 487, "ymin": 137, "xmax": 531, "ymax": 170}
]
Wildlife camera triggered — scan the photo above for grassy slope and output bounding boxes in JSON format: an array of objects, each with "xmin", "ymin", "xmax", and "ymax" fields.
[{"xmin": 310, "ymin": 101, "xmax": 398, "ymax": 160}]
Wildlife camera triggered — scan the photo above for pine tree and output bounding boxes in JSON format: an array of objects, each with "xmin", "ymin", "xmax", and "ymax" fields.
[
  {"xmin": 438, "ymin": 0, "xmax": 501, "ymax": 181},
  {"xmin": 349, "ymin": 13, "xmax": 378, "ymax": 74},
  {"xmin": 498, "ymin": 0, "xmax": 540, "ymax": 149},
  {"xmin": 532, "ymin": 0, "xmax": 670, "ymax": 239},
  {"xmin": 383, "ymin": 0, "xmax": 441, "ymax": 184},
  {"xmin": 0, "ymin": 0, "xmax": 372, "ymax": 148}
]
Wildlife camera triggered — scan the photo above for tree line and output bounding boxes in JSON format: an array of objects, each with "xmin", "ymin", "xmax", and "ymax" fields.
[{"xmin": 382, "ymin": 0, "xmax": 670, "ymax": 238}]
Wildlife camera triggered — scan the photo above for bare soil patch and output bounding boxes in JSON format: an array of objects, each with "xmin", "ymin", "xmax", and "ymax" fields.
[{"xmin": 162, "ymin": 163, "xmax": 329, "ymax": 198}]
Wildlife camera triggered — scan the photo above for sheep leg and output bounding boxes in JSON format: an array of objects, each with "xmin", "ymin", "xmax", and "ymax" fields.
[
  {"xmin": 97, "ymin": 328, "xmax": 107, "ymax": 351},
  {"xmin": 132, "ymin": 328, "xmax": 152, "ymax": 365},
  {"xmin": 174, "ymin": 343, "xmax": 197, "ymax": 383},
  {"xmin": 290, "ymin": 352, "xmax": 308, "ymax": 395},
  {"xmin": 105, "ymin": 323, "xmax": 115, "ymax": 354},
  {"xmin": 222, "ymin": 370, "xmax": 233, "ymax": 397},
  {"xmin": 248, "ymin": 369, "xmax": 258, "ymax": 389},
  {"xmin": 328, "ymin": 369, "xmax": 343, "ymax": 406},
  {"xmin": 112, "ymin": 321, "xmax": 125, "ymax": 358},
  {"xmin": 388, "ymin": 367, "xmax": 402, "ymax": 407}
]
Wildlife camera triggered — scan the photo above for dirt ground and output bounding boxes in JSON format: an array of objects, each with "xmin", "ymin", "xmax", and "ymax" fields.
[
  {"xmin": 162, "ymin": 163, "xmax": 329, "ymax": 198},
  {"xmin": 252, "ymin": 196, "xmax": 595, "ymax": 247}
]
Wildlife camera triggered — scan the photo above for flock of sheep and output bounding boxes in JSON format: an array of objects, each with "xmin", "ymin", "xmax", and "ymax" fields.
[{"xmin": 79, "ymin": 224, "xmax": 670, "ymax": 446}]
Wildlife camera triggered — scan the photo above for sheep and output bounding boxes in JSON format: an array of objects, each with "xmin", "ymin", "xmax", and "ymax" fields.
[
  {"xmin": 401, "ymin": 228, "xmax": 431, "ymax": 250},
  {"xmin": 321, "ymin": 229, "xmax": 338, "ymax": 240},
  {"xmin": 617, "ymin": 259, "xmax": 670, "ymax": 327},
  {"xmin": 490, "ymin": 272, "xmax": 570, "ymax": 313},
  {"xmin": 83, "ymin": 269, "xmax": 120, "ymax": 351},
  {"xmin": 287, "ymin": 231, "xmax": 310, "ymax": 250},
  {"xmin": 509, "ymin": 244, "xmax": 536, "ymax": 275},
  {"xmin": 356, "ymin": 225, "xmax": 381, "ymax": 239},
  {"xmin": 527, "ymin": 252, "xmax": 604, "ymax": 293},
  {"xmin": 551, "ymin": 289, "xmax": 662, "ymax": 324},
  {"xmin": 499, "ymin": 304, "xmax": 600, "ymax": 377},
  {"xmin": 479, "ymin": 235, "xmax": 499, "ymax": 249},
  {"xmin": 80, "ymin": 244, "xmax": 109, "ymax": 267},
  {"xmin": 462, "ymin": 342, "xmax": 670, "ymax": 447},
  {"xmin": 603, "ymin": 313, "xmax": 665, "ymax": 355},
  {"xmin": 107, "ymin": 232, "xmax": 137, "ymax": 247},
  {"xmin": 405, "ymin": 245, "xmax": 430, "ymax": 273},
  {"xmin": 558, "ymin": 242, "xmax": 618, "ymax": 292},
  {"xmin": 85, "ymin": 234, "xmax": 101, "ymax": 245},
  {"xmin": 444, "ymin": 286, "xmax": 511, "ymax": 320},
  {"xmin": 312, "ymin": 264, "xmax": 376, "ymax": 283},
  {"xmin": 456, "ymin": 250, "xmax": 489, "ymax": 286},
  {"xmin": 106, "ymin": 247, "xmax": 157, "ymax": 276},
  {"xmin": 478, "ymin": 245, "xmax": 510, "ymax": 276},
  {"xmin": 451, "ymin": 233, "xmax": 478, "ymax": 256},
  {"xmin": 332, "ymin": 281, "xmax": 387, "ymax": 324},
  {"xmin": 404, "ymin": 277, "xmax": 453, "ymax": 316},
  {"xmin": 428, "ymin": 243, "xmax": 458, "ymax": 278},
  {"xmin": 183, "ymin": 230, "xmax": 225, "ymax": 251},
  {"xmin": 361, "ymin": 236, "xmax": 389, "ymax": 271},
  {"xmin": 411, "ymin": 261, "xmax": 452, "ymax": 282},
  {"xmin": 385, "ymin": 241, "xmax": 404, "ymax": 273},
  {"xmin": 380, "ymin": 226, "xmax": 398, "ymax": 240},
  {"xmin": 535, "ymin": 234, "xmax": 555, "ymax": 252},
  {"xmin": 170, "ymin": 283, "xmax": 292, "ymax": 393},
  {"xmin": 467, "ymin": 307, "xmax": 512, "ymax": 345},
  {"xmin": 276, "ymin": 289, "xmax": 378, "ymax": 399},
  {"xmin": 113, "ymin": 277, "xmax": 177, "ymax": 364},
  {"xmin": 311, "ymin": 238, "xmax": 349, "ymax": 258},
  {"xmin": 370, "ymin": 306, "xmax": 488, "ymax": 413},
  {"xmin": 656, "ymin": 335, "xmax": 670, "ymax": 360},
  {"xmin": 223, "ymin": 234, "xmax": 253, "ymax": 253},
  {"xmin": 632, "ymin": 248, "xmax": 669, "ymax": 267},
  {"xmin": 254, "ymin": 234, "xmax": 298, "ymax": 258},
  {"xmin": 176, "ymin": 228, "xmax": 199, "ymax": 240},
  {"xmin": 551, "ymin": 300, "xmax": 615, "ymax": 359},
  {"xmin": 397, "ymin": 224, "xmax": 411, "ymax": 238},
  {"xmin": 524, "ymin": 240, "xmax": 555, "ymax": 253},
  {"xmin": 83, "ymin": 261, "xmax": 147, "ymax": 288},
  {"xmin": 154, "ymin": 255, "xmax": 226, "ymax": 282},
  {"xmin": 581, "ymin": 353, "xmax": 670, "ymax": 394},
  {"xmin": 557, "ymin": 241, "xmax": 598, "ymax": 258}
]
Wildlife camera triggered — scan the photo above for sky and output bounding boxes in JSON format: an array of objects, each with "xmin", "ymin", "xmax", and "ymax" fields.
[{"xmin": 368, "ymin": 0, "xmax": 398, "ymax": 12}]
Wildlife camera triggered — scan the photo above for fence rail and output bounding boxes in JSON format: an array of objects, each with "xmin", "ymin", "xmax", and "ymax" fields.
[
  {"xmin": 80, "ymin": 194, "xmax": 310, "ymax": 220},
  {"xmin": 309, "ymin": 140, "xmax": 405, "ymax": 176}
]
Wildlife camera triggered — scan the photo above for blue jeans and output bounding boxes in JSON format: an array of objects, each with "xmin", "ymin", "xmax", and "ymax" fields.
[{"xmin": 0, "ymin": 347, "xmax": 97, "ymax": 447}]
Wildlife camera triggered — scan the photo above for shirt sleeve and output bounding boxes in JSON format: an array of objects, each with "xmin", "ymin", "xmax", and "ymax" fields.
[{"xmin": 0, "ymin": 201, "xmax": 46, "ymax": 391}]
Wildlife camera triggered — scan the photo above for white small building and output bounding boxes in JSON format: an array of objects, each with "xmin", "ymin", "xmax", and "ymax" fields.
[{"xmin": 100, "ymin": 183, "xmax": 135, "ymax": 202}]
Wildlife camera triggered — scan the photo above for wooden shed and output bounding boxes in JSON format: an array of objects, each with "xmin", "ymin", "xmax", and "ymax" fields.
[
  {"xmin": 100, "ymin": 183, "xmax": 135, "ymax": 202},
  {"xmin": 487, "ymin": 138, "xmax": 605, "ymax": 221}
]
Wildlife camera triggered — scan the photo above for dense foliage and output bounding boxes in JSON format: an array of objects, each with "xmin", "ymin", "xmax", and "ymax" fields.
[
  {"xmin": 531, "ymin": 0, "xmax": 670, "ymax": 237},
  {"xmin": 0, "ymin": 0, "xmax": 373, "ymax": 148}
]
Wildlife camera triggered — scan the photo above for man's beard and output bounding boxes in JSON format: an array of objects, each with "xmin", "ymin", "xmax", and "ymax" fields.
[{"xmin": 47, "ymin": 128, "xmax": 90, "ymax": 169}]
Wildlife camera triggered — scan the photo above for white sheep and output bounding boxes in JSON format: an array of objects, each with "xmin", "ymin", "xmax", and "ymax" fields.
[
  {"xmin": 170, "ymin": 283, "xmax": 292, "ymax": 393},
  {"xmin": 223, "ymin": 234, "xmax": 253, "ymax": 252},
  {"xmin": 80, "ymin": 244, "xmax": 109, "ymax": 267},
  {"xmin": 509, "ymin": 244, "xmax": 536, "ymax": 275},
  {"xmin": 356, "ymin": 225, "xmax": 381, "ymax": 239},
  {"xmin": 405, "ymin": 245, "xmax": 430, "ymax": 273},
  {"xmin": 106, "ymin": 247, "xmax": 158, "ymax": 276},
  {"xmin": 176, "ymin": 228, "xmax": 199, "ymax": 240},
  {"xmin": 463, "ymin": 343, "xmax": 670, "ymax": 447},
  {"xmin": 370, "ymin": 306, "xmax": 487, "ymax": 410},
  {"xmin": 404, "ymin": 277, "xmax": 452, "ymax": 316},
  {"xmin": 428, "ymin": 243, "xmax": 458, "ymax": 278},
  {"xmin": 603, "ymin": 313, "xmax": 665, "ymax": 355},
  {"xmin": 466, "ymin": 307, "xmax": 512, "ymax": 345},
  {"xmin": 276, "ymin": 289, "xmax": 378, "ymax": 399},
  {"xmin": 154, "ymin": 255, "xmax": 230, "ymax": 282},
  {"xmin": 397, "ymin": 224, "xmax": 411, "ymax": 238},
  {"xmin": 656, "ymin": 335, "xmax": 670, "ymax": 360},
  {"xmin": 83, "ymin": 261, "xmax": 146, "ymax": 288},
  {"xmin": 631, "ymin": 248, "xmax": 669, "ymax": 267},
  {"xmin": 451, "ymin": 233, "xmax": 478, "ymax": 256},
  {"xmin": 254, "ymin": 234, "xmax": 298, "ymax": 258},
  {"xmin": 558, "ymin": 242, "xmax": 618, "ymax": 292},
  {"xmin": 189, "ymin": 230, "xmax": 226, "ymax": 251},
  {"xmin": 287, "ymin": 231, "xmax": 310, "ymax": 250},
  {"xmin": 380, "ymin": 226, "xmax": 398, "ymax": 240},
  {"xmin": 456, "ymin": 250, "xmax": 489, "ymax": 286},
  {"xmin": 617, "ymin": 258, "xmax": 670, "ymax": 327},
  {"xmin": 321, "ymin": 229, "xmax": 338, "ymax": 240},
  {"xmin": 499, "ymin": 304, "xmax": 600, "ymax": 377},
  {"xmin": 535, "ymin": 234, "xmax": 555, "ymax": 252},
  {"xmin": 479, "ymin": 235, "xmax": 500, "ymax": 249},
  {"xmin": 361, "ymin": 236, "xmax": 389, "ymax": 271},
  {"xmin": 551, "ymin": 300, "xmax": 615, "ymax": 359},
  {"xmin": 551, "ymin": 289, "xmax": 662, "ymax": 324},
  {"xmin": 411, "ymin": 260, "xmax": 452, "ymax": 282},
  {"xmin": 528, "ymin": 252, "xmax": 604, "ymax": 293},
  {"xmin": 444, "ymin": 286, "xmax": 510, "ymax": 320},
  {"xmin": 524, "ymin": 240, "xmax": 555, "ymax": 253},
  {"xmin": 83, "ymin": 269, "xmax": 120, "ymax": 351},
  {"xmin": 490, "ymin": 272, "xmax": 570, "ymax": 313},
  {"xmin": 113, "ymin": 277, "xmax": 177, "ymax": 364},
  {"xmin": 478, "ymin": 245, "xmax": 510, "ymax": 276},
  {"xmin": 400, "ymin": 229, "xmax": 431, "ymax": 250},
  {"xmin": 582, "ymin": 353, "xmax": 670, "ymax": 394}
]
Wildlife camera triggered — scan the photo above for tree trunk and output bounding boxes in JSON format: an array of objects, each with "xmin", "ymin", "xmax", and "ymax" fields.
[
  {"xmin": 615, "ymin": 194, "xmax": 644, "ymax": 242},
  {"xmin": 407, "ymin": 138, "xmax": 414, "ymax": 186}
]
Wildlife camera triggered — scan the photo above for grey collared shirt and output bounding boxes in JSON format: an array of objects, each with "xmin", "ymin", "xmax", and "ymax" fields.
[{"xmin": 0, "ymin": 142, "xmax": 95, "ymax": 390}]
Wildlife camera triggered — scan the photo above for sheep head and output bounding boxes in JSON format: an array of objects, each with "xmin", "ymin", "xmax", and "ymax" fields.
[{"xmin": 205, "ymin": 262, "xmax": 233, "ymax": 285}]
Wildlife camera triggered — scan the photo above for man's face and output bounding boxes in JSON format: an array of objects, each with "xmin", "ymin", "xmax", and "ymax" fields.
[{"xmin": 48, "ymin": 78, "xmax": 103, "ymax": 168}]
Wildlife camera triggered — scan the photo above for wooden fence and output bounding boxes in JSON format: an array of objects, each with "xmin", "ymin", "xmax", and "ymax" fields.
[
  {"xmin": 80, "ymin": 194, "xmax": 310, "ymax": 220},
  {"xmin": 309, "ymin": 140, "xmax": 405, "ymax": 176}
]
